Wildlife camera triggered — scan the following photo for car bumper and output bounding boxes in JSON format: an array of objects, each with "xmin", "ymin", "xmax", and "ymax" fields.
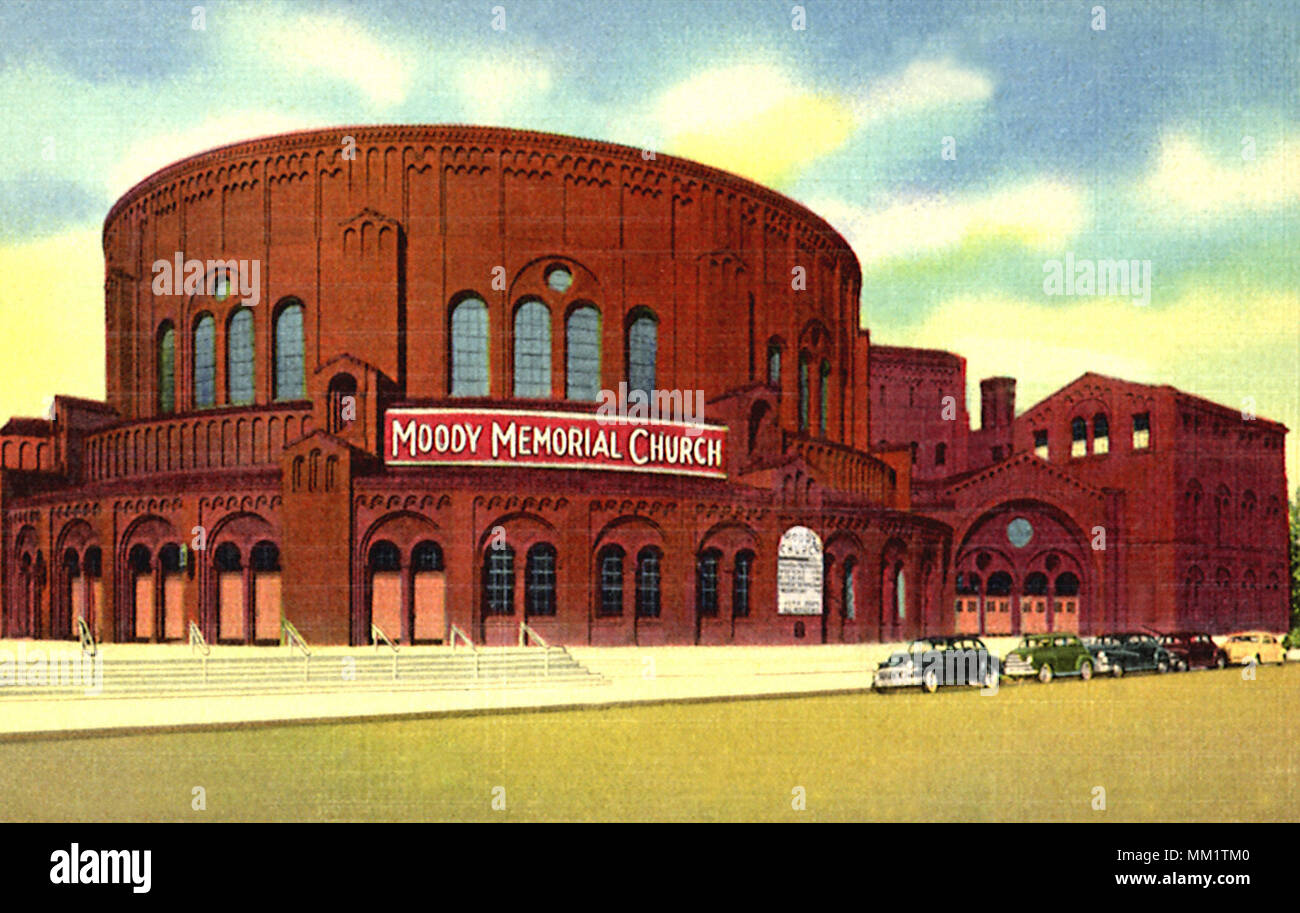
[
  {"xmin": 1003, "ymin": 660, "xmax": 1036, "ymax": 677},
  {"xmin": 872, "ymin": 668, "xmax": 922, "ymax": 689}
]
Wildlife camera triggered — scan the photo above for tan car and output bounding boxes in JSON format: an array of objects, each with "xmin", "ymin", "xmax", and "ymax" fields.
[{"xmin": 1222, "ymin": 631, "xmax": 1286, "ymax": 666}]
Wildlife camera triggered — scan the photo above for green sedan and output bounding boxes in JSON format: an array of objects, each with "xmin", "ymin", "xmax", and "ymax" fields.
[{"xmin": 1002, "ymin": 633, "xmax": 1095, "ymax": 683}]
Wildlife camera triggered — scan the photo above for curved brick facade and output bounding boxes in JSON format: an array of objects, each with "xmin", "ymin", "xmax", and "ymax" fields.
[{"xmin": 2, "ymin": 125, "xmax": 952, "ymax": 648}]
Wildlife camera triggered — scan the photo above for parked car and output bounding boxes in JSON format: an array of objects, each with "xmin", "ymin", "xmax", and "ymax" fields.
[
  {"xmin": 1085, "ymin": 632, "xmax": 1173, "ymax": 677},
  {"xmin": 1222, "ymin": 631, "xmax": 1286, "ymax": 666},
  {"xmin": 1157, "ymin": 631, "xmax": 1228, "ymax": 670},
  {"xmin": 1002, "ymin": 633, "xmax": 1095, "ymax": 683},
  {"xmin": 872, "ymin": 636, "xmax": 1000, "ymax": 693}
]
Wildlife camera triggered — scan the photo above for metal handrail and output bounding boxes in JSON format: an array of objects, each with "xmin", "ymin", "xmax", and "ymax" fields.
[
  {"xmin": 371, "ymin": 623, "xmax": 399, "ymax": 680},
  {"xmin": 188, "ymin": 621, "xmax": 210, "ymax": 656},
  {"xmin": 281, "ymin": 619, "xmax": 311, "ymax": 680},
  {"xmin": 371, "ymin": 623, "xmax": 398, "ymax": 653},
  {"xmin": 519, "ymin": 622, "xmax": 549, "ymax": 648},
  {"xmin": 76, "ymin": 617, "xmax": 97, "ymax": 657},
  {"xmin": 449, "ymin": 624, "xmax": 479, "ymax": 680}
]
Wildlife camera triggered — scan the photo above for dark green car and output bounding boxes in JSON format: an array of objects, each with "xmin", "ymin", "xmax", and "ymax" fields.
[{"xmin": 1002, "ymin": 633, "xmax": 1095, "ymax": 683}]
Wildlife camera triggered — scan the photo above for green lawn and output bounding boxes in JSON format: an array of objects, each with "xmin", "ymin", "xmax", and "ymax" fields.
[{"xmin": 2, "ymin": 664, "xmax": 1297, "ymax": 821}]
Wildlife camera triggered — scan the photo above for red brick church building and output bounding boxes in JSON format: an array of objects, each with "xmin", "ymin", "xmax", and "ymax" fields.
[{"xmin": 0, "ymin": 126, "xmax": 1289, "ymax": 647}]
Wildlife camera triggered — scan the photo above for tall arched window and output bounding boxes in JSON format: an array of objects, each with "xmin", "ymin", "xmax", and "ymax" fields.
[
  {"xmin": 274, "ymin": 301, "xmax": 305, "ymax": 400},
  {"xmin": 1070, "ymin": 417, "xmax": 1087, "ymax": 457},
  {"xmin": 935, "ymin": 442, "xmax": 947, "ymax": 466},
  {"xmin": 767, "ymin": 341, "xmax": 782, "ymax": 387},
  {"xmin": 696, "ymin": 549, "xmax": 721, "ymax": 616},
  {"xmin": 227, "ymin": 308, "xmax": 255, "ymax": 406},
  {"xmin": 627, "ymin": 311, "xmax": 657, "ymax": 397},
  {"xmin": 842, "ymin": 559, "xmax": 856, "ymax": 620},
  {"xmin": 819, "ymin": 359, "xmax": 831, "ymax": 436},
  {"xmin": 798, "ymin": 352, "xmax": 810, "ymax": 431},
  {"xmin": 513, "ymin": 300, "xmax": 551, "ymax": 398},
  {"xmin": 483, "ymin": 545, "xmax": 514, "ymax": 615},
  {"xmin": 1093, "ymin": 413, "xmax": 1109, "ymax": 454},
  {"xmin": 157, "ymin": 323, "xmax": 176, "ymax": 414},
  {"xmin": 636, "ymin": 546, "xmax": 661, "ymax": 618},
  {"xmin": 733, "ymin": 550, "xmax": 754, "ymax": 618},
  {"xmin": 597, "ymin": 546, "xmax": 624, "ymax": 616},
  {"xmin": 193, "ymin": 314, "xmax": 216, "ymax": 408},
  {"xmin": 565, "ymin": 305, "xmax": 601, "ymax": 401},
  {"xmin": 895, "ymin": 566, "xmax": 906, "ymax": 619},
  {"xmin": 524, "ymin": 543, "xmax": 557, "ymax": 616},
  {"xmin": 450, "ymin": 297, "xmax": 489, "ymax": 397}
]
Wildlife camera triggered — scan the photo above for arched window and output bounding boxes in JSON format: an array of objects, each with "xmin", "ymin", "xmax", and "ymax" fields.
[
  {"xmin": 513, "ymin": 300, "xmax": 551, "ymax": 398},
  {"xmin": 214, "ymin": 542, "xmax": 242, "ymax": 573},
  {"xmin": 193, "ymin": 314, "xmax": 216, "ymax": 408},
  {"xmin": 597, "ymin": 546, "xmax": 624, "ymax": 616},
  {"xmin": 251, "ymin": 541, "xmax": 281, "ymax": 572},
  {"xmin": 1215, "ymin": 485, "xmax": 1230, "ymax": 544},
  {"xmin": 1024, "ymin": 572, "xmax": 1049, "ymax": 595},
  {"xmin": 274, "ymin": 302, "xmax": 305, "ymax": 400},
  {"xmin": 413, "ymin": 541, "xmax": 444, "ymax": 572},
  {"xmin": 1070, "ymin": 417, "xmax": 1087, "ymax": 457},
  {"xmin": 129, "ymin": 544, "xmax": 152, "ymax": 574},
  {"xmin": 368, "ymin": 540, "xmax": 401, "ymax": 572},
  {"xmin": 450, "ymin": 297, "xmax": 489, "ymax": 396},
  {"xmin": 798, "ymin": 352, "xmax": 810, "ymax": 431},
  {"xmin": 819, "ymin": 359, "xmax": 831, "ymax": 436},
  {"xmin": 327, "ymin": 373, "xmax": 358, "ymax": 434},
  {"xmin": 935, "ymin": 442, "xmax": 947, "ymax": 466},
  {"xmin": 227, "ymin": 308, "xmax": 255, "ymax": 406},
  {"xmin": 895, "ymin": 566, "xmax": 906, "ymax": 619},
  {"xmin": 696, "ymin": 549, "xmax": 721, "ymax": 616},
  {"xmin": 635, "ymin": 546, "xmax": 661, "ymax": 618},
  {"xmin": 842, "ymin": 559, "xmax": 856, "ymax": 620},
  {"xmin": 1093, "ymin": 413, "xmax": 1109, "ymax": 454},
  {"xmin": 157, "ymin": 323, "xmax": 176, "ymax": 414},
  {"xmin": 565, "ymin": 305, "xmax": 601, "ymax": 401},
  {"xmin": 734, "ymin": 550, "xmax": 754, "ymax": 618},
  {"xmin": 1054, "ymin": 572, "xmax": 1080, "ymax": 597},
  {"xmin": 767, "ymin": 342, "xmax": 782, "ymax": 387},
  {"xmin": 524, "ymin": 543, "xmax": 557, "ymax": 616},
  {"xmin": 627, "ymin": 311, "xmax": 657, "ymax": 397},
  {"xmin": 987, "ymin": 571, "xmax": 1012, "ymax": 597},
  {"xmin": 483, "ymin": 545, "xmax": 514, "ymax": 615}
]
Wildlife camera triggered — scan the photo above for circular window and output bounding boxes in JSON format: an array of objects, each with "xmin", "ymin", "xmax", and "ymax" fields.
[
  {"xmin": 546, "ymin": 266, "xmax": 573, "ymax": 294},
  {"xmin": 1007, "ymin": 517, "xmax": 1034, "ymax": 548}
]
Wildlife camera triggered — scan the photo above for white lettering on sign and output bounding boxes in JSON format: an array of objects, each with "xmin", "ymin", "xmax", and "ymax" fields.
[{"xmin": 778, "ymin": 526, "xmax": 823, "ymax": 615}]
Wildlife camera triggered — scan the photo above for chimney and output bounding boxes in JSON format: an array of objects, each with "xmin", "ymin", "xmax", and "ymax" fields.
[{"xmin": 979, "ymin": 377, "xmax": 1016, "ymax": 430}]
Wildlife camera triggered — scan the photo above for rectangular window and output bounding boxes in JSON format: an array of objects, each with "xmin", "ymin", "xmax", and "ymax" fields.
[
  {"xmin": 1133, "ymin": 412, "xmax": 1151, "ymax": 449},
  {"xmin": 1033, "ymin": 430, "xmax": 1048, "ymax": 460}
]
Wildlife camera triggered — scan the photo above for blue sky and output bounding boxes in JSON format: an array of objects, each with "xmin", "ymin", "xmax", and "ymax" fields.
[{"xmin": 0, "ymin": 0, "xmax": 1296, "ymax": 485}]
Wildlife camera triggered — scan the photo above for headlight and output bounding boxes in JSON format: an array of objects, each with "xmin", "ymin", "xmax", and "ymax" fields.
[{"xmin": 1098, "ymin": 652, "xmax": 1107, "ymax": 661}]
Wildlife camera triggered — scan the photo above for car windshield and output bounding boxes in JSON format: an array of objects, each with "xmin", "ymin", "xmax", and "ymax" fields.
[{"xmin": 1229, "ymin": 635, "xmax": 1255, "ymax": 642}]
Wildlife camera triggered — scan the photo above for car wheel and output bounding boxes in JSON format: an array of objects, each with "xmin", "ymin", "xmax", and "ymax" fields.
[
  {"xmin": 1215, "ymin": 654, "xmax": 1227, "ymax": 670},
  {"xmin": 1111, "ymin": 662, "xmax": 1124, "ymax": 678},
  {"xmin": 982, "ymin": 667, "xmax": 998, "ymax": 689},
  {"xmin": 1079, "ymin": 660, "xmax": 1093, "ymax": 681},
  {"xmin": 1038, "ymin": 664, "xmax": 1053, "ymax": 684},
  {"xmin": 922, "ymin": 668, "xmax": 939, "ymax": 694},
  {"xmin": 1157, "ymin": 657, "xmax": 1170, "ymax": 674}
]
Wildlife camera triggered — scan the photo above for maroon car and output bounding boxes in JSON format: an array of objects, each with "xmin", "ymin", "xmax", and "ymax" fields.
[{"xmin": 1158, "ymin": 632, "xmax": 1228, "ymax": 671}]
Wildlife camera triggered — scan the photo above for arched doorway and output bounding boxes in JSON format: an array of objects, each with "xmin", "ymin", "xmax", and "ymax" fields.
[
  {"xmin": 985, "ymin": 571, "xmax": 1013, "ymax": 633},
  {"xmin": 158, "ymin": 543, "xmax": 186, "ymax": 641},
  {"xmin": 367, "ymin": 540, "xmax": 403, "ymax": 642},
  {"xmin": 1021, "ymin": 572, "xmax": 1049, "ymax": 634},
  {"xmin": 251, "ymin": 541, "xmax": 282, "ymax": 643},
  {"xmin": 129, "ymin": 544, "xmax": 155, "ymax": 641},
  {"xmin": 412, "ymin": 541, "xmax": 446, "ymax": 643}
]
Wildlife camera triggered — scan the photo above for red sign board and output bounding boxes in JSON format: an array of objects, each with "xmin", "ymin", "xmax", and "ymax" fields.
[{"xmin": 385, "ymin": 408, "xmax": 727, "ymax": 478}]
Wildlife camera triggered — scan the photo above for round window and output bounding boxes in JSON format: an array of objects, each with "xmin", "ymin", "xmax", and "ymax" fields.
[
  {"xmin": 546, "ymin": 266, "xmax": 573, "ymax": 294},
  {"xmin": 1007, "ymin": 517, "xmax": 1033, "ymax": 548}
]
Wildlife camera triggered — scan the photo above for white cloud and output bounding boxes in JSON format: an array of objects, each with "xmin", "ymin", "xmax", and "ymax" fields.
[
  {"xmin": 248, "ymin": 11, "xmax": 416, "ymax": 109},
  {"xmin": 852, "ymin": 58, "xmax": 995, "ymax": 125},
  {"xmin": 1139, "ymin": 131, "xmax": 1300, "ymax": 222},
  {"xmin": 812, "ymin": 179, "xmax": 1087, "ymax": 268}
]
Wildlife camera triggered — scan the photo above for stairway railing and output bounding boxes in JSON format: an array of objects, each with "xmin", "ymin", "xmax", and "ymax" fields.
[
  {"xmin": 371, "ymin": 623, "xmax": 399, "ymax": 680},
  {"xmin": 76, "ymin": 617, "xmax": 97, "ymax": 658},
  {"xmin": 519, "ymin": 622, "xmax": 552, "ymax": 677},
  {"xmin": 449, "ymin": 624, "xmax": 479, "ymax": 680},
  {"xmin": 281, "ymin": 619, "xmax": 311, "ymax": 680},
  {"xmin": 189, "ymin": 621, "xmax": 210, "ymax": 683}
]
